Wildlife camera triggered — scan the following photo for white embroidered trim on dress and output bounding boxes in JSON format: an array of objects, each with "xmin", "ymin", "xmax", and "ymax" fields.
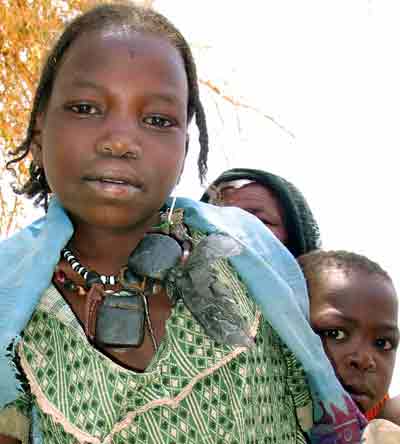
[
  {"xmin": 19, "ymin": 312, "xmax": 260, "ymax": 443},
  {"xmin": 19, "ymin": 343, "xmax": 101, "ymax": 444}
]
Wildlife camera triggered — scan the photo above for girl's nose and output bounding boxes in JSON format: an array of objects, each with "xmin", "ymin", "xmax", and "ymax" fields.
[{"xmin": 96, "ymin": 136, "xmax": 142, "ymax": 160}]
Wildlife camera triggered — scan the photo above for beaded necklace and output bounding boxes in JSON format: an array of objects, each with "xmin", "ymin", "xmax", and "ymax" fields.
[
  {"xmin": 55, "ymin": 207, "xmax": 190, "ymax": 350},
  {"xmin": 61, "ymin": 248, "xmax": 119, "ymax": 286},
  {"xmin": 54, "ymin": 207, "xmax": 254, "ymax": 351},
  {"xmin": 54, "ymin": 261, "xmax": 157, "ymax": 347}
]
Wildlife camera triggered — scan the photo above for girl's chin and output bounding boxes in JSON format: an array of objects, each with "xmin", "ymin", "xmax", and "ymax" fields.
[{"xmin": 68, "ymin": 210, "xmax": 156, "ymax": 232}]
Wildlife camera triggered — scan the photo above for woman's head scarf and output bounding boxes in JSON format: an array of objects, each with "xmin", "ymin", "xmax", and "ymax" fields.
[{"xmin": 201, "ymin": 168, "xmax": 321, "ymax": 257}]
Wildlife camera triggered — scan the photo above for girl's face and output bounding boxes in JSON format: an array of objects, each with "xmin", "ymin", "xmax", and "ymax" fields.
[
  {"xmin": 35, "ymin": 29, "xmax": 188, "ymax": 231},
  {"xmin": 309, "ymin": 268, "xmax": 399, "ymax": 413}
]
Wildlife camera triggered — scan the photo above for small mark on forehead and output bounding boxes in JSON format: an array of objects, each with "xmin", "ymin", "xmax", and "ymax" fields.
[{"xmin": 128, "ymin": 47, "xmax": 135, "ymax": 59}]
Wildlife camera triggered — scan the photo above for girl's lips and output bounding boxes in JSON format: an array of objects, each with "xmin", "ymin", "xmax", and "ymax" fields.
[
  {"xmin": 84, "ymin": 174, "xmax": 142, "ymax": 188},
  {"xmin": 99, "ymin": 178, "xmax": 128, "ymax": 184},
  {"xmin": 84, "ymin": 177, "xmax": 142, "ymax": 199}
]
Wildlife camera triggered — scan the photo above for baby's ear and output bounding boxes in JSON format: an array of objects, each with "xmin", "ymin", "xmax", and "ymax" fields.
[{"xmin": 31, "ymin": 114, "xmax": 44, "ymax": 167}]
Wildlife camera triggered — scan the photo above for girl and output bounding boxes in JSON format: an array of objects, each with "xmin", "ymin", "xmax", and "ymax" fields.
[{"xmin": 0, "ymin": 2, "xmax": 365, "ymax": 443}]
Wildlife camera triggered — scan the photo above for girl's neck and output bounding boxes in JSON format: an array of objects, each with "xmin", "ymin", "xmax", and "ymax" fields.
[{"xmin": 68, "ymin": 216, "xmax": 158, "ymax": 276}]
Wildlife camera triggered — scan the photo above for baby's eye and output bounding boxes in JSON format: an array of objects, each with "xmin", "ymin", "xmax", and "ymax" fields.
[
  {"xmin": 143, "ymin": 115, "xmax": 174, "ymax": 128},
  {"xmin": 69, "ymin": 103, "xmax": 99, "ymax": 115},
  {"xmin": 375, "ymin": 338, "xmax": 395, "ymax": 351},
  {"xmin": 321, "ymin": 329, "xmax": 347, "ymax": 341}
]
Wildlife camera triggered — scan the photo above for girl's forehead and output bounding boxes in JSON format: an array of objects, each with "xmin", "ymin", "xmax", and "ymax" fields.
[
  {"xmin": 54, "ymin": 29, "xmax": 188, "ymax": 95},
  {"xmin": 99, "ymin": 24, "xmax": 141, "ymax": 39},
  {"xmin": 64, "ymin": 27, "xmax": 179, "ymax": 64}
]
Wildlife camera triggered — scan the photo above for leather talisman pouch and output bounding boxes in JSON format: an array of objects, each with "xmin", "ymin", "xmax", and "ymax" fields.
[{"xmin": 95, "ymin": 289, "xmax": 145, "ymax": 347}]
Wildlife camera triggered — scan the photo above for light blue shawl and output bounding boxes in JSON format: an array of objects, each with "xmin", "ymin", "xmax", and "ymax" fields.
[{"xmin": 0, "ymin": 197, "xmax": 365, "ymax": 442}]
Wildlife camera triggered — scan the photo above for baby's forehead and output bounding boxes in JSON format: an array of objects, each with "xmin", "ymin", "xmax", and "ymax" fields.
[
  {"xmin": 312, "ymin": 266, "xmax": 398, "ymax": 307},
  {"xmin": 315, "ymin": 265, "xmax": 385, "ymax": 287}
]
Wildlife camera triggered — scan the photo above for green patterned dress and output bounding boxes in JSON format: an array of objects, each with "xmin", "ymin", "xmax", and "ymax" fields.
[{"xmin": 1, "ymin": 258, "xmax": 313, "ymax": 443}]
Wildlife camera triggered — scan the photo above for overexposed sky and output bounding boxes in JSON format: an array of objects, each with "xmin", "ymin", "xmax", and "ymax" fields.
[{"xmin": 155, "ymin": 0, "xmax": 400, "ymax": 393}]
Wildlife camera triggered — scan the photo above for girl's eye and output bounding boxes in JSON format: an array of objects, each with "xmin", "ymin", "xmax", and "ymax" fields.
[
  {"xmin": 321, "ymin": 329, "xmax": 347, "ymax": 341},
  {"xmin": 375, "ymin": 338, "xmax": 394, "ymax": 351},
  {"xmin": 143, "ymin": 115, "xmax": 174, "ymax": 128},
  {"xmin": 69, "ymin": 103, "xmax": 99, "ymax": 115}
]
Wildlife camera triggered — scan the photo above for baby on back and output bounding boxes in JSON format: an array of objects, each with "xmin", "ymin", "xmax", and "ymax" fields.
[{"xmin": 298, "ymin": 250, "xmax": 400, "ymax": 424}]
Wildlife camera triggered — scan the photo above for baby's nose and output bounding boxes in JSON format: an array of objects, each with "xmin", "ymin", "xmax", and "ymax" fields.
[{"xmin": 346, "ymin": 349, "xmax": 377, "ymax": 372}]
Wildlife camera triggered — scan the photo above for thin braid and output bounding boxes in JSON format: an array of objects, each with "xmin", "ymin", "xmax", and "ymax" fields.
[
  {"xmin": 195, "ymin": 103, "xmax": 209, "ymax": 182},
  {"xmin": 177, "ymin": 37, "xmax": 209, "ymax": 183}
]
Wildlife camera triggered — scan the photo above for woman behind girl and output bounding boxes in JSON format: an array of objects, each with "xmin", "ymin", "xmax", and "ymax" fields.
[
  {"xmin": 201, "ymin": 168, "xmax": 320, "ymax": 257},
  {"xmin": 0, "ymin": 2, "xmax": 365, "ymax": 443}
]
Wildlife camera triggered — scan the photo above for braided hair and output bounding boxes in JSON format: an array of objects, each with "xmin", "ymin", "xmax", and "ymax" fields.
[
  {"xmin": 7, "ymin": 1, "xmax": 209, "ymax": 208},
  {"xmin": 201, "ymin": 168, "xmax": 321, "ymax": 257}
]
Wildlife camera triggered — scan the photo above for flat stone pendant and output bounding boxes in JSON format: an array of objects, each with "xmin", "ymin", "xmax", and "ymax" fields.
[
  {"xmin": 95, "ymin": 288, "xmax": 145, "ymax": 348},
  {"xmin": 128, "ymin": 233, "xmax": 182, "ymax": 280}
]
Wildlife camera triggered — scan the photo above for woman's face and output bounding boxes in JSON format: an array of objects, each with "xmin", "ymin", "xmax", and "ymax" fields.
[{"xmin": 219, "ymin": 182, "xmax": 288, "ymax": 245}]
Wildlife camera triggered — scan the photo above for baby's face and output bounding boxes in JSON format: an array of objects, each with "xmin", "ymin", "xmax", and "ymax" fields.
[{"xmin": 309, "ymin": 268, "xmax": 399, "ymax": 413}]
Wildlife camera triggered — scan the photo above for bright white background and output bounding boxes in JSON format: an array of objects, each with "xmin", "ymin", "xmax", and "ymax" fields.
[{"xmin": 154, "ymin": 0, "xmax": 400, "ymax": 393}]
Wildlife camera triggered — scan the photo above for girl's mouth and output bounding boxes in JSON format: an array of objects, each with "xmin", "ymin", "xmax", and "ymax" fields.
[
  {"xmin": 100, "ymin": 178, "xmax": 128, "ymax": 185},
  {"xmin": 84, "ymin": 176, "xmax": 143, "ymax": 198}
]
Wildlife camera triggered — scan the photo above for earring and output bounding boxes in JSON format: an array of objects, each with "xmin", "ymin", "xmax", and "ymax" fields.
[
  {"xmin": 31, "ymin": 163, "xmax": 43, "ymax": 180},
  {"xmin": 30, "ymin": 163, "xmax": 50, "ymax": 211}
]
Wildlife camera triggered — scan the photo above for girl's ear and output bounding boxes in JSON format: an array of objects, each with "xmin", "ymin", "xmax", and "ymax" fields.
[{"xmin": 31, "ymin": 114, "xmax": 44, "ymax": 167}]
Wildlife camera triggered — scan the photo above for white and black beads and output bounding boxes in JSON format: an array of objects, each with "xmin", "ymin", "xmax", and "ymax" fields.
[{"xmin": 61, "ymin": 248, "xmax": 118, "ymax": 286}]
